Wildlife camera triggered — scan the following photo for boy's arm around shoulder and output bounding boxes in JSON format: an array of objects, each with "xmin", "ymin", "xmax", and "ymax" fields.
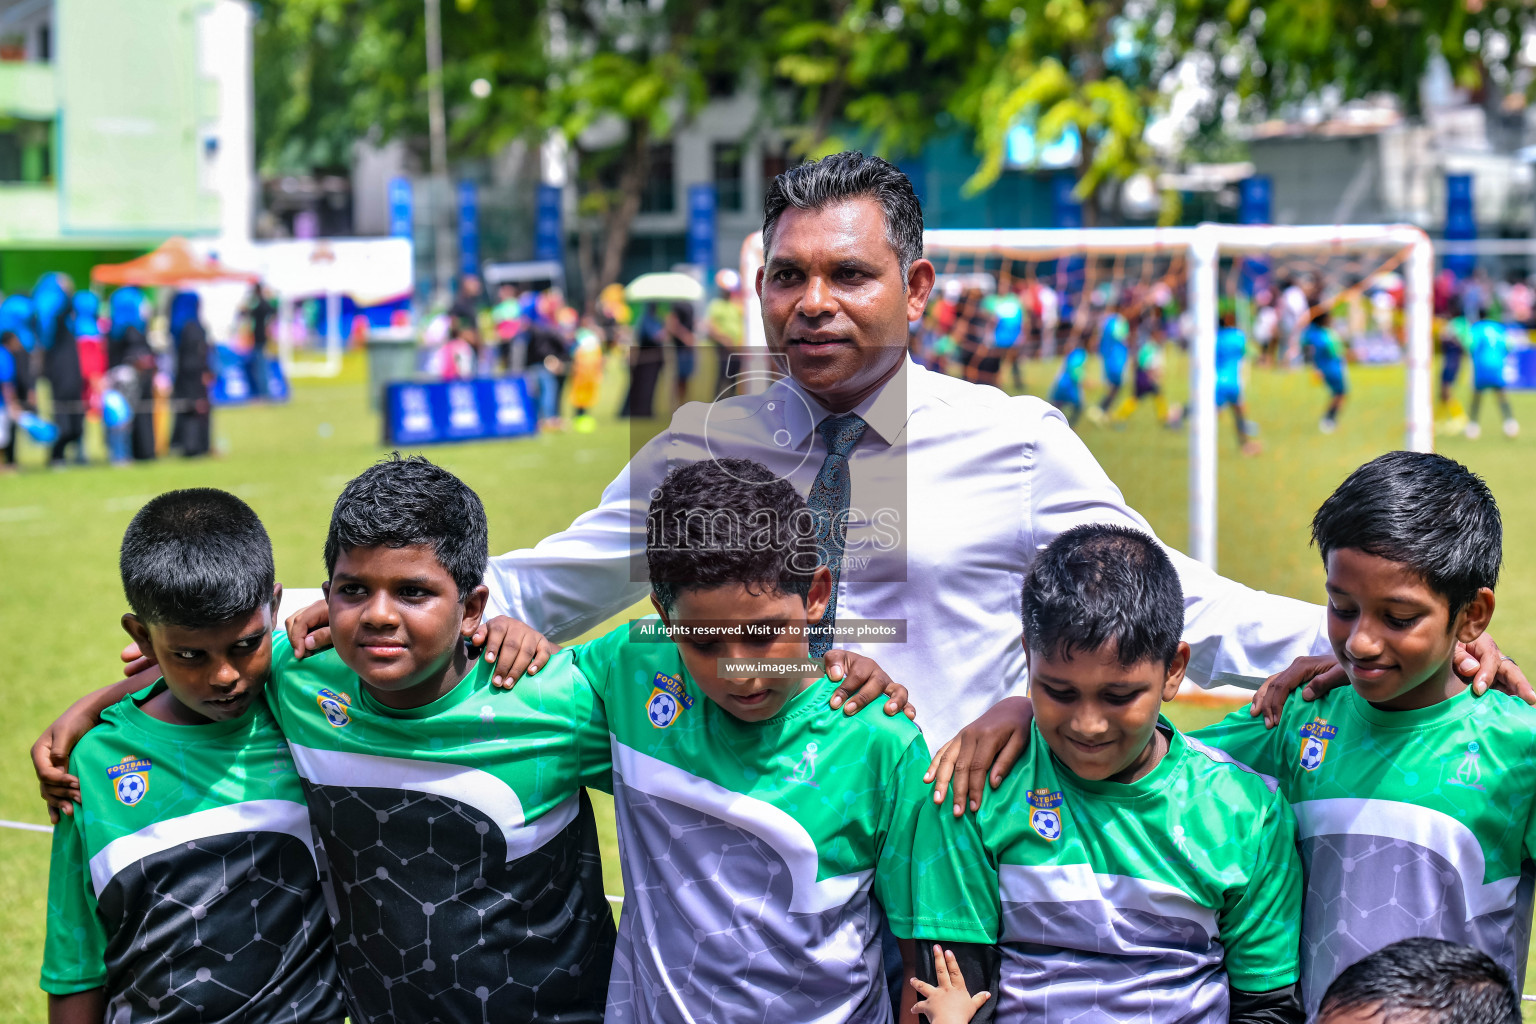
[
  {"xmin": 41, "ymin": 787, "xmax": 111, "ymax": 1010},
  {"xmin": 32, "ymin": 668, "xmax": 155, "ymax": 823}
]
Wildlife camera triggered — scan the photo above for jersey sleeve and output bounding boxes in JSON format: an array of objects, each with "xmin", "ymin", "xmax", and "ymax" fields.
[
  {"xmin": 1189, "ymin": 703, "xmax": 1291, "ymax": 779},
  {"xmin": 1218, "ymin": 787, "xmax": 1303, "ymax": 993},
  {"xmin": 909, "ymin": 789, "xmax": 1002, "ymax": 945},
  {"xmin": 264, "ymin": 625, "xmax": 299, "ymax": 732},
  {"xmin": 40, "ymin": 798, "xmax": 109, "ymax": 995},
  {"xmin": 872, "ymin": 735, "xmax": 932, "ymax": 940},
  {"xmin": 566, "ymin": 654, "xmax": 614, "ymax": 795}
]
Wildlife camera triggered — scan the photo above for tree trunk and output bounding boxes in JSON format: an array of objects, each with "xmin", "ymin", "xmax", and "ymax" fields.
[{"xmin": 596, "ymin": 119, "xmax": 652, "ymax": 295}]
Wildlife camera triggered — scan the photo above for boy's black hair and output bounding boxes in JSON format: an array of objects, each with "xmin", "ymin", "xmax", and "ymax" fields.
[
  {"xmin": 325, "ymin": 453, "xmax": 488, "ymax": 598},
  {"xmin": 647, "ymin": 458, "xmax": 819, "ymax": 613},
  {"xmin": 120, "ymin": 489, "xmax": 275, "ymax": 629},
  {"xmin": 1312, "ymin": 451, "xmax": 1501, "ymax": 619},
  {"xmin": 1023, "ymin": 523, "xmax": 1184, "ymax": 669},
  {"xmin": 1318, "ymin": 937, "xmax": 1519, "ymax": 1024}
]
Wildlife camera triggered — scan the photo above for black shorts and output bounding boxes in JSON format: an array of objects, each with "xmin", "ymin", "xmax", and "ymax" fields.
[{"xmin": 1134, "ymin": 369, "xmax": 1159, "ymax": 398}]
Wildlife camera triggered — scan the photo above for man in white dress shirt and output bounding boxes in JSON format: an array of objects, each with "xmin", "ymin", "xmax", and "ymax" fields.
[{"xmin": 282, "ymin": 151, "xmax": 1523, "ymax": 752}]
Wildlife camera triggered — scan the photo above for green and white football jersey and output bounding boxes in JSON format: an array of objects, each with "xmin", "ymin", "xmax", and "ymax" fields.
[
  {"xmin": 912, "ymin": 719, "xmax": 1302, "ymax": 1023},
  {"xmin": 570, "ymin": 620, "xmax": 931, "ymax": 1024},
  {"xmin": 1195, "ymin": 685, "xmax": 1536, "ymax": 1014},
  {"xmin": 41, "ymin": 682, "xmax": 343, "ymax": 1024},
  {"xmin": 265, "ymin": 629, "xmax": 616, "ymax": 1024}
]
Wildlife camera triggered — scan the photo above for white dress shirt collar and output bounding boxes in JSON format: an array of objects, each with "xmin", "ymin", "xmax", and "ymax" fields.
[{"xmin": 780, "ymin": 355, "xmax": 918, "ymax": 449}]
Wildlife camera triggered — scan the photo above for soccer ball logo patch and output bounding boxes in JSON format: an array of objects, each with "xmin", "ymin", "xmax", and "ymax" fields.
[
  {"xmin": 106, "ymin": 756, "xmax": 153, "ymax": 806},
  {"xmin": 647, "ymin": 691, "xmax": 679, "ymax": 729},
  {"xmin": 1027, "ymin": 788, "xmax": 1064, "ymax": 842},
  {"xmin": 1299, "ymin": 719, "xmax": 1337, "ymax": 772},
  {"xmin": 317, "ymin": 688, "xmax": 352, "ymax": 728}
]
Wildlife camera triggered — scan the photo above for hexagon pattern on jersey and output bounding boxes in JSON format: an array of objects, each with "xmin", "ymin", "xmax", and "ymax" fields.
[
  {"xmin": 605, "ymin": 776, "xmax": 890, "ymax": 1024},
  {"xmin": 93, "ymin": 831, "xmax": 340, "ymax": 1023},
  {"xmin": 1298, "ymin": 833, "xmax": 1534, "ymax": 1015},
  {"xmin": 303, "ymin": 782, "xmax": 613, "ymax": 1024},
  {"xmin": 997, "ymin": 899, "xmax": 1227, "ymax": 1023}
]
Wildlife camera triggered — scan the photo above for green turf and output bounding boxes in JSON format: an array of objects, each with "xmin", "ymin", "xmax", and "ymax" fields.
[{"xmin": 1, "ymin": 350, "xmax": 1532, "ymax": 1019}]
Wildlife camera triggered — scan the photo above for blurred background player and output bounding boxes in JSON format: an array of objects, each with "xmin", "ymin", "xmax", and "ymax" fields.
[
  {"xmin": 569, "ymin": 315, "xmax": 604, "ymax": 433},
  {"xmin": 1465, "ymin": 316, "xmax": 1518, "ymax": 439},
  {"xmin": 491, "ymin": 282, "xmax": 526, "ymax": 375},
  {"xmin": 1111, "ymin": 310, "xmax": 1172, "ymax": 427},
  {"xmin": 1437, "ymin": 297, "xmax": 1471, "ymax": 435},
  {"xmin": 1303, "ymin": 307, "xmax": 1348, "ymax": 433},
  {"xmin": 1049, "ymin": 341, "xmax": 1088, "ymax": 427},
  {"xmin": 705, "ymin": 269, "xmax": 745, "ymax": 398},
  {"xmin": 1316, "ymin": 938, "xmax": 1521, "ymax": 1024},
  {"xmin": 990, "ymin": 287, "xmax": 1026, "ymax": 392},
  {"xmin": 1087, "ymin": 297, "xmax": 1130, "ymax": 425},
  {"xmin": 168, "ymin": 292, "xmax": 213, "ymax": 458},
  {"xmin": 1216, "ymin": 308, "xmax": 1263, "ymax": 456}
]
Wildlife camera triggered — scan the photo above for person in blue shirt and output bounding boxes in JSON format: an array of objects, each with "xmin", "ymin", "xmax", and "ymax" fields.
[
  {"xmin": 1049, "ymin": 342, "xmax": 1088, "ymax": 427},
  {"xmin": 1437, "ymin": 296, "xmax": 1471, "ymax": 434},
  {"xmin": 1216, "ymin": 309, "xmax": 1263, "ymax": 456},
  {"xmin": 1302, "ymin": 307, "xmax": 1348, "ymax": 433},
  {"xmin": 1089, "ymin": 302, "xmax": 1131, "ymax": 423},
  {"xmin": 1465, "ymin": 318, "xmax": 1518, "ymax": 439}
]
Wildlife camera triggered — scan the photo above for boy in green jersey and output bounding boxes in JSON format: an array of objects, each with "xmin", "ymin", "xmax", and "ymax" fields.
[
  {"xmin": 561, "ymin": 457, "xmax": 931, "ymax": 1023},
  {"xmin": 906, "ymin": 523, "xmax": 1305, "ymax": 1023},
  {"xmin": 41, "ymin": 489, "xmax": 343, "ymax": 1024}
]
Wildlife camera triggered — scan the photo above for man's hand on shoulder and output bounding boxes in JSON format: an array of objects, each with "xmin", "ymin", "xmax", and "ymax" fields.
[
  {"xmin": 825, "ymin": 650, "xmax": 916, "ymax": 721},
  {"xmin": 1456, "ymin": 633, "xmax": 1533, "ymax": 704},
  {"xmin": 470, "ymin": 616, "xmax": 559, "ymax": 690},
  {"xmin": 925, "ymin": 697, "xmax": 1034, "ymax": 817}
]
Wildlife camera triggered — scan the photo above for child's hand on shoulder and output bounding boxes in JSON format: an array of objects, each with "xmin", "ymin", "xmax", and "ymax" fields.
[
  {"xmin": 910, "ymin": 945, "xmax": 989, "ymax": 1024},
  {"xmin": 467, "ymin": 616, "xmax": 559, "ymax": 690}
]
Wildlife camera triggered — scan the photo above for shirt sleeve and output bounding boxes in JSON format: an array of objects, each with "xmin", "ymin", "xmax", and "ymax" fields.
[
  {"xmin": 909, "ymin": 789, "xmax": 1001, "ymax": 945},
  {"xmin": 41, "ymin": 795, "xmax": 109, "ymax": 995},
  {"xmin": 480, "ymin": 441, "xmax": 661, "ymax": 642},
  {"xmin": 1023, "ymin": 400, "xmax": 1332, "ymax": 690},
  {"xmin": 1218, "ymin": 788, "xmax": 1303, "ymax": 993},
  {"xmin": 1188, "ymin": 704, "xmax": 1292, "ymax": 781},
  {"xmin": 872, "ymin": 735, "xmax": 932, "ymax": 940}
]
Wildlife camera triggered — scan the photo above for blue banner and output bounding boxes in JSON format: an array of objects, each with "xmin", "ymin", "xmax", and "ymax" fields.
[
  {"xmin": 1445, "ymin": 173, "xmax": 1476, "ymax": 278},
  {"xmin": 1238, "ymin": 176, "xmax": 1271, "ymax": 224},
  {"xmin": 210, "ymin": 345, "xmax": 289, "ymax": 405},
  {"xmin": 535, "ymin": 184, "xmax": 563, "ymax": 262},
  {"xmin": 388, "ymin": 177, "xmax": 413, "ymax": 238},
  {"xmin": 458, "ymin": 180, "xmax": 480, "ymax": 278},
  {"xmin": 687, "ymin": 183, "xmax": 717, "ymax": 272},
  {"xmin": 383, "ymin": 376, "xmax": 539, "ymax": 446}
]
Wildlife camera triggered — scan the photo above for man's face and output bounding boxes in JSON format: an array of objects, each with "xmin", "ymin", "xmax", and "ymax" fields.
[
  {"xmin": 326, "ymin": 544, "xmax": 487, "ymax": 708},
  {"xmin": 653, "ymin": 568, "xmax": 831, "ymax": 723},
  {"xmin": 757, "ymin": 198, "xmax": 934, "ymax": 411},
  {"xmin": 124, "ymin": 593, "xmax": 280, "ymax": 725},
  {"xmin": 1027, "ymin": 640, "xmax": 1187, "ymax": 782},
  {"xmin": 1324, "ymin": 547, "xmax": 1491, "ymax": 711}
]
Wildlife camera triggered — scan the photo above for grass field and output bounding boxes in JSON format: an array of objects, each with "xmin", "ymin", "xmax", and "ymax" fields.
[{"xmin": 1, "ymin": 349, "xmax": 1533, "ymax": 1020}]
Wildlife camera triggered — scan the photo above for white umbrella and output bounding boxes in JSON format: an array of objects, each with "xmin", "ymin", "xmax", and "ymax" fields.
[{"xmin": 624, "ymin": 272, "xmax": 704, "ymax": 303}]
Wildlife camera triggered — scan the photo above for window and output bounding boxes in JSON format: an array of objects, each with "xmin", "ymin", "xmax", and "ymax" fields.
[
  {"xmin": 640, "ymin": 142, "xmax": 675, "ymax": 214},
  {"xmin": 761, "ymin": 141, "xmax": 798, "ymax": 188},
  {"xmin": 713, "ymin": 142, "xmax": 743, "ymax": 212},
  {"xmin": 0, "ymin": 118, "xmax": 53, "ymax": 183}
]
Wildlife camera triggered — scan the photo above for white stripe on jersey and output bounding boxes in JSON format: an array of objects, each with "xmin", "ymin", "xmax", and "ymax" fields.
[
  {"xmin": 89, "ymin": 798, "xmax": 314, "ymax": 897},
  {"xmin": 999, "ymin": 862, "xmax": 1219, "ymax": 941},
  {"xmin": 1183, "ymin": 735, "xmax": 1280, "ymax": 794},
  {"xmin": 1294, "ymin": 797, "xmax": 1522, "ymax": 919},
  {"xmin": 287, "ymin": 743, "xmax": 578, "ymax": 862},
  {"xmin": 611, "ymin": 740, "xmax": 872, "ymax": 914}
]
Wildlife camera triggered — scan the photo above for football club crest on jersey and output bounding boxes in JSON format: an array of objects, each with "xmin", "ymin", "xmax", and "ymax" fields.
[
  {"xmin": 1027, "ymin": 788, "xmax": 1064, "ymax": 841},
  {"xmin": 317, "ymin": 688, "xmax": 352, "ymax": 728},
  {"xmin": 647, "ymin": 672, "xmax": 694, "ymax": 729},
  {"xmin": 1299, "ymin": 719, "xmax": 1337, "ymax": 771},
  {"xmin": 107, "ymin": 756, "xmax": 152, "ymax": 806}
]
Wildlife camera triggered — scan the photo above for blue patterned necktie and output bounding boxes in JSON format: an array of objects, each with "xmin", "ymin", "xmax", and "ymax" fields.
[{"xmin": 807, "ymin": 413, "xmax": 868, "ymax": 658}]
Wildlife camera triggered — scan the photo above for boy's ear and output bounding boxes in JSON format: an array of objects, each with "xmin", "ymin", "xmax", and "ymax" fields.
[
  {"xmin": 804, "ymin": 566, "xmax": 833, "ymax": 623},
  {"xmin": 1161, "ymin": 642, "xmax": 1192, "ymax": 702},
  {"xmin": 649, "ymin": 591, "xmax": 670, "ymax": 626},
  {"xmin": 1454, "ymin": 587, "xmax": 1496, "ymax": 645},
  {"xmin": 121, "ymin": 613, "xmax": 152, "ymax": 651},
  {"xmin": 269, "ymin": 582, "xmax": 284, "ymax": 620},
  {"xmin": 460, "ymin": 584, "xmax": 489, "ymax": 633}
]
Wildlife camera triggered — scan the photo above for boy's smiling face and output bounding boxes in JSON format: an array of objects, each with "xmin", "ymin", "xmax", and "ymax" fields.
[
  {"xmin": 1325, "ymin": 547, "xmax": 1495, "ymax": 711},
  {"xmin": 326, "ymin": 544, "xmax": 488, "ymax": 709},
  {"xmin": 653, "ymin": 567, "xmax": 831, "ymax": 723},
  {"xmin": 123, "ymin": 589, "xmax": 281, "ymax": 726},
  {"xmin": 1026, "ymin": 639, "xmax": 1188, "ymax": 782}
]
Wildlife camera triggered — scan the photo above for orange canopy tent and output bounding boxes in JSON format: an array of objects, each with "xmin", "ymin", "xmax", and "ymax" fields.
[{"xmin": 91, "ymin": 237, "xmax": 259, "ymax": 287}]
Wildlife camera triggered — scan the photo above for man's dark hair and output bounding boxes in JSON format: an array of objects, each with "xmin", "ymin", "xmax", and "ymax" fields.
[
  {"xmin": 324, "ymin": 453, "xmax": 488, "ymax": 598},
  {"xmin": 120, "ymin": 489, "xmax": 275, "ymax": 628},
  {"xmin": 1023, "ymin": 524, "xmax": 1184, "ymax": 668},
  {"xmin": 647, "ymin": 458, "xmax": 819, "ymax": 613},
  {"xmin": 1319, "ymin": 938, "xmax": 1519, "ymax": 1024},
  {"xmin": 1312, "ymin": 451, "xmax": 1501, "ymax": 619},
  {"xmin": 762, "ymin": 151, "xmax": 924, "ymax": 279}
]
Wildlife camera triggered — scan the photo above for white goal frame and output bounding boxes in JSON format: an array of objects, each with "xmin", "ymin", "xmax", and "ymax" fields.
[{"xmin": 741, "ymin": 224, "xmax": 1435, "ymax": 571}]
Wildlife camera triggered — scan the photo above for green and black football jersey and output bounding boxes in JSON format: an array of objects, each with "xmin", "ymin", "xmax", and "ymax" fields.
[
  {"xmin": 41, "ymin": 682, "xmax": 342, "ymax": 1024},
  {"xmin": 911, "ymin": 719, "xmax": 1302, "ymax": 1023},
  {"xmin": 570, "ymin": 619, "xmax": 931, "ymax": 1024},
  {"xmin": 1195, "ymin": 684, "xmax": 1536, "ymax": 1014},
  {"xmin": 265, "ymin": 629, "xmax": 616, "ymax": 1024}
]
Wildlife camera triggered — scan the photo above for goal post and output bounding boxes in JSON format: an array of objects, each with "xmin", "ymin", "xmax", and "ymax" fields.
[{"xmin": 741, "ymin": 223, "xmax": 1435, "ymax": 571}]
